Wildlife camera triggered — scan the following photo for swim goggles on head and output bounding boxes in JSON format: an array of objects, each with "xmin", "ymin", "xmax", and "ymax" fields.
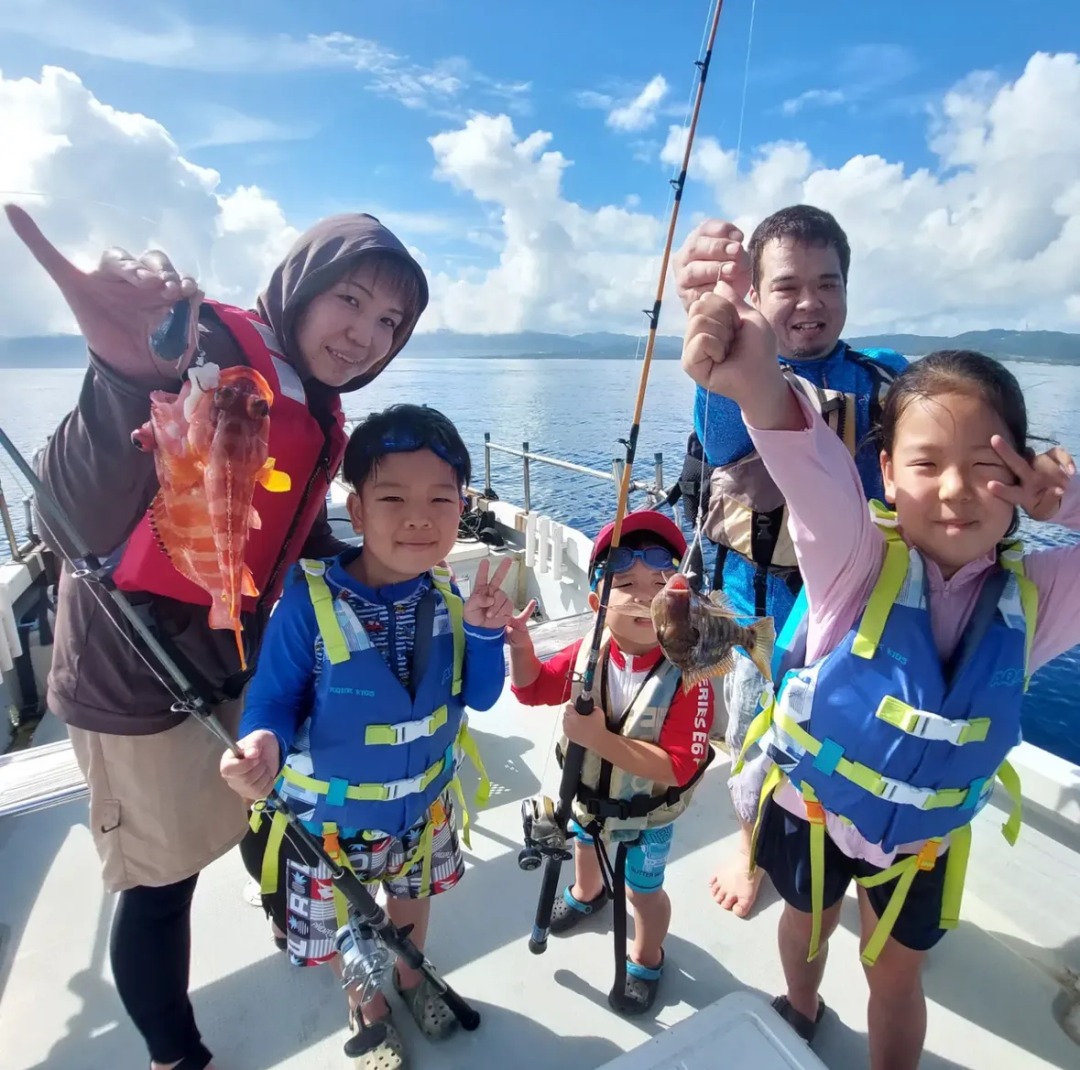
[
  {"xmin": 590, "ymin": 545, "xmax": 680, "ymax": 587},
  {"xmin": 379, "ymin": 430, "xmax": 469, "ymax": 483}
]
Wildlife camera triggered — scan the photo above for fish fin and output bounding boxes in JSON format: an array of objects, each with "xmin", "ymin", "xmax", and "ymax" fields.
[
  {"xmin": 679, "ymin": 651, "xmax": 735, "ymax": 692},
  {"xmin": 706, "ymin": 589, "xmax": 737, "ymax": 617},
  {"xmin": 746, "ymin": 616, "xmax": 776, "ymax": 683},
  {"xmin": 258, "ymin": 459, "xmax": 291, "ymax": 493},
  {"xmin": 248, "ymin": 505, "xmax": 262, "ymax": 530},
  {"xmin": 241, "ymin": 565, "xmax": 259, "ymax": 598},
  {"xmin": 233, "ymin": 625, "xmax": 247, "ymax": 672}
]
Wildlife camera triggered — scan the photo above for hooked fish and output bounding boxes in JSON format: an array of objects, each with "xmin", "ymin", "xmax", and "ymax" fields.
[
  {"xmin": 132, "ymin": 363, "xmax": 291, "ymax": 667},
  {"xmin": 650, "ymin": 572, "xmax": 775, "ymax": 691}
]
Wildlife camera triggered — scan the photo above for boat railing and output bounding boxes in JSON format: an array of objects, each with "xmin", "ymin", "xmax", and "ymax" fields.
[
  {"xmin": 480, "ymin": 433, "xmax": 672, "ymax": 515},
  {"xmin": 0, "ymin": 474, "xmax": 37, "ymax": 562}
]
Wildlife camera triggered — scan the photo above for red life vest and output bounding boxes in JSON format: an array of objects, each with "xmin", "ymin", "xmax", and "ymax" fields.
[{"xmin": 112, "ymin": 301, "xmax": 348, "ymax": 613}]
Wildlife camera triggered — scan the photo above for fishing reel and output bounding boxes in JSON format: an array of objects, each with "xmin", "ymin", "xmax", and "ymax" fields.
[
  {"xmin": 518, "ymin": 795, "xmax": 572, "ymax": 871},
  {"xmin": 335, "ymin": 916, "xmax": 394, "ymax": 1003}
]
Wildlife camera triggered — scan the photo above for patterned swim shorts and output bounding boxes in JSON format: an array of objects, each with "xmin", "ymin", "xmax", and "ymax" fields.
[{"xmin": 240, "ymin": 789, "xmax": 464, "ymax": 966}]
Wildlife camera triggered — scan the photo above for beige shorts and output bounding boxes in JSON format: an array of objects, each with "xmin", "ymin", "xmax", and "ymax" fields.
[{"xmin": 68, "ymin": 699, "xmax": 249, "ymax": 892}]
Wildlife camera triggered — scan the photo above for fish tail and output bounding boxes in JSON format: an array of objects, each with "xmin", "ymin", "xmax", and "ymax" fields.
[
  {"xmin": 233, "ymin": 623, "xmax": 247, "ymax": 672},
  {"xmin": 747, "ymin": 616, "xmax": 776, "ymax": 682}
]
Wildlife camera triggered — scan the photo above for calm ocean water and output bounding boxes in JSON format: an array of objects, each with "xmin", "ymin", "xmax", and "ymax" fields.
[{"xmin": 0, "ymin": 356, "xmax": 1077, "ymax": 764}]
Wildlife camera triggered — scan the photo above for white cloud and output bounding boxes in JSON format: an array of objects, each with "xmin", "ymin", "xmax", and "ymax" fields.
[
  {"xmin": 186, "ymin": 106, "xmax": 316, "ymax": 150},
  {"xmin": 781, "ymin": 88, "xmax": 847, "ymax": 116},
  {"xmin": 662, "ymin": 51, "xmax": 1080, "ymax": 336},
  {"xmin": 5, "ymin": 52, "xmax": 1080, "ymax": 344},
  {"xmin": 779, "ymin": 43, "xmax": 918, "ymax": 117},
  {"xmin": 607, "ymin": 75, "xmax": 670, "ymax": 132},
  {"xmin": 0, "ymin": 66, "xmax": 296, "ymax": 335},
  {"xmin": 421, "ymin": 114, "xmax": 666, "ymax": 333},
  {"xmin": 578, "ymin": 75, "xmax": 679, "ymax": 136},
  {"xmin": 0, "ymin": 1, "xmax": 528, "ymax": 116}
]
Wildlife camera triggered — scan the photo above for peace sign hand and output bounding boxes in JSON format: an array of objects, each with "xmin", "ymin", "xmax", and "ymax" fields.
[
  {"xmin": 504, "ymin": 599, "xmax": 538, "ymax": 649},
  {"xmin": 463, "ymin": 557, "xmax": 515, "ymax": 628},
  {"xmin": 989, "ymin": 437, "xmax": 1076, "ymax": 522},
  {"xmin": 4, "ymin": 203, "xmax": 203, "ymax": 383}
]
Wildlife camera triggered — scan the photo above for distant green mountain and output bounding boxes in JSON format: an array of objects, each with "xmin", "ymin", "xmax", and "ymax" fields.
[
  {"xmin": 848, "ymin": 329, "xmax": 1080, "ymax": 364},
  {"xmin": 3, "ymin": 327, "xmax": 1080, "ymax": 367}
]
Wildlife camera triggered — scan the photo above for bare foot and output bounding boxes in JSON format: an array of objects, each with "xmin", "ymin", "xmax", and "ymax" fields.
[{"xmin": 708, "ymin": 848, "xmax": 765, "ymax": 918}]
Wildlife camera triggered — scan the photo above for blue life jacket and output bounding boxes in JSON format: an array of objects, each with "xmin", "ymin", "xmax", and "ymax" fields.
[
  {"xmin": 277, "ymin": 558, "xmax": 468, "ymax": 838},
  {"xmin": 737, "ymin": 504, "xmax": 1037, "ymax": 965},
  {"xmin": 686, "ymin": 343, "xmax": 908, "ymax": 623}
]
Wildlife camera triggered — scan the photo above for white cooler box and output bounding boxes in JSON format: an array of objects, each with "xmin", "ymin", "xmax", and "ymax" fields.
[{"xmin": 596, "ymin": 991, "xmax": 829, "ymax": 1070}]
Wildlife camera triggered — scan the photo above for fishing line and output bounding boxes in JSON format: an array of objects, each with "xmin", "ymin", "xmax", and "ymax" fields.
[
  {"xmin": 524, "ymin": 0, "xmax": 730, "ymax": 961},
  {"xmin": 537, "ymin": 0, "xmax": 728, "ymax": 792},
  {"xmin": 689, "ymin": 0, "xmax": 759, "ymax": 589}
]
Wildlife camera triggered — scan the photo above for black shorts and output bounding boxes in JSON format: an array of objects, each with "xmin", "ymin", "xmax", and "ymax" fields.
[{"xmin": 753, "ymin": 797, "xmax": 949, "ymax": 952}]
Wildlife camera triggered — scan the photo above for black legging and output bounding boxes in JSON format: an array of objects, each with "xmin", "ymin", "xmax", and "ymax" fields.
[{"xmin": 109, "ymin": 874, "xmax": 213, "ymax": 1069}]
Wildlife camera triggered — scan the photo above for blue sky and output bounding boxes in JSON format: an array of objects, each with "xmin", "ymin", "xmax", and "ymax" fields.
[{"xmin": 1, "ymin": 0, "xmax": 1080, "ymax": 336}]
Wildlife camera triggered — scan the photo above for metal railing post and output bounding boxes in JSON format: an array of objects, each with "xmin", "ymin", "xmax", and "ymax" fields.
[
  {"xmin": 0, "ymin": 475, "xmax": 20, "ymax": 561},
  {"xmin": 522, "ymin": 441, "xmax": 531, "ymax": 514},
  {"xmin": 483, "ymin": 433, "xmax": 494, "ymax": 496}
]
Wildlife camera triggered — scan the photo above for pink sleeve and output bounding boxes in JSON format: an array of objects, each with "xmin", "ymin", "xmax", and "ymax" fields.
[
  {"xmin": 745, "ymin": 392, "xmax": 884, "ymax": 660},
  {"xmin": 1020, "ymin": 476, "xmax": 1080, "ymax": 672}
]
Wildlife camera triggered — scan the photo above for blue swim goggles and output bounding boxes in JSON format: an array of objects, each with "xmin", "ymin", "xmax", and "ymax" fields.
[
  {"xmin": 590, "ymin": 546, "xmax": 680, "ymax": 588},
  {"xmin": 379, "ymin": 426, "xmax": 470, "ymax": 484}
]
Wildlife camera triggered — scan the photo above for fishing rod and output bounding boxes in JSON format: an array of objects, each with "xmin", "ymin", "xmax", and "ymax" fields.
[
  {"xmin": 0, "ymin": 423, "xmax": 481, "ymax": 1033},
  {"xmin": 519, "ymin": 0, "xmax": 728, "ymax": 956}
]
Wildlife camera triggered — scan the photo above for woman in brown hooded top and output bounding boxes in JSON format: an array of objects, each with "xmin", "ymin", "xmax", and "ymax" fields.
[{"xmin": 4, "ymin": 204, "xmax": 429, "ymax": 1070}]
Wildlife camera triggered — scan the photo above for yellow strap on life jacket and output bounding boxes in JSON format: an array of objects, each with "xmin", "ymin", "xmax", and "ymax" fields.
[
  {"xmin": 939, "ymin": 822, "xmax": 971, "ymax": 929},
  {"xmin": 302, "ymin": 562, "xmax": 351, "ymax": 665},
  {"xmin": 997, "ymin": 542, "xmax": 1038, "ymax": 689},
  {"xmin": 735, "ymin": 698, "xmax": 775, "ymax": 775},
  {"xmin": 748, "ymin": 763, "xmax": 785, "ymax": 876},
  {"xmin": 278, "ymin": 750, "xmax": 451, "ymax": 803},
  {"xmin": 431, "ymin": 564, "xmax": 464, "ymax": 697},
  {"xmin": 852, "ymin": 530, "xmax": 909, "ymax": 660},
  {"xmin": 995, "ymin": 758, "xmax": 1023, "ymax": 845},
  {"xmin": 800, "ymin": 782, "xmax": 829, "ymax": 962},
  {"xmin": 365, "ymin": 706, "xmax": 449, "ymax": 746},
  {"xmin": 777, "ymin": 712, "xmax": 979, "ymax": 810}
]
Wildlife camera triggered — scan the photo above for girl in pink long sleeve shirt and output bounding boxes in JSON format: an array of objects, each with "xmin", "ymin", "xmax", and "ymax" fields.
[{"xmin": 682, "ymin": 281, "xmax": 1079, "ymax": 1070}]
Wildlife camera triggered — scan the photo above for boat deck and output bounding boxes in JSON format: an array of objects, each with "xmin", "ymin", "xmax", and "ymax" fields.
[{"xmin": 2, "ymin": 639, "xmax": 1079, "ymax": 1070}]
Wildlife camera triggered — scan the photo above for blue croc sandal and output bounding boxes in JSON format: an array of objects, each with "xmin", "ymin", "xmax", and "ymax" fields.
[{"xmin": 550, "ymin": 886, "xmax": 610, "ymax": 934}]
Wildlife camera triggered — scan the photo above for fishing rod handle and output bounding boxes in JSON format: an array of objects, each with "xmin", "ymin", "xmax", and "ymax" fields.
[
  {"xmin": 528, "ymin": 854, "xmax": 562, "ymax": 954},
  {"xmin": 528, "ymin": 737, "xmax": 588, "ymax": 952},
  {"xmin": 573, "ymin": 692, "xmax": 595, "ymax": 716}
]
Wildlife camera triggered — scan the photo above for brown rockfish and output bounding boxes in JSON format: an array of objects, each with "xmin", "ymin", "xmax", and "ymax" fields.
[{"xmin": 650, "ymin": 573, "xmax": 775, "ymax": 690}]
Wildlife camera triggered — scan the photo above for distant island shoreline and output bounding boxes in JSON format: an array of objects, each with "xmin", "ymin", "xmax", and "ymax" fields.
[{"xmin": 3, "ymin": 327, "xmax": 1080, "ymax": 368}]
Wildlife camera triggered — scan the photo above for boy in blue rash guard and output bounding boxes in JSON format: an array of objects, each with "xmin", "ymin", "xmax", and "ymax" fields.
[
  {"xmin": 673, "ymin": 206, "xmax": 908, "ymax": 918},
  {"xmin": 221, "ymin": 403, "xmax": 514, "ymax": 1070}
]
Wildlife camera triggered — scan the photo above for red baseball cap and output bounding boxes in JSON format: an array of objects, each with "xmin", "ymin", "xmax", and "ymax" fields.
[{"xmin": 589, "ymin": 510, "xmax": 687, "ymax": 571}]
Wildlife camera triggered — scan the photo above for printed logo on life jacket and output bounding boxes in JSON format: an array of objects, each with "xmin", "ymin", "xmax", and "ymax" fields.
[
  {"xmin": 989, "ymin": 668, "xmax": 1024, "ymax": 688},
  {"xmin": 329, "ymin": 686, "xmax": 376, "ymax": 697},
  {"xmin": 691, "ymin": 681, "xmax": 711, "ymax": 760},
  {"xmin": 884, "ymin": 647, "xmax": 908, "ymax": 666}
]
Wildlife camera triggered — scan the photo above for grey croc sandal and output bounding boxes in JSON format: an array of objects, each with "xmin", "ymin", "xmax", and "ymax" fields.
[
  {"xmin": 393, "ymin": 969, "xmax": 458, "ymax": 1040},
  {"xmin": 771, "ymin": 994, "xmax": 826, "ymax": 1043},
  {"xmin": 608, "ymin": 950, "xmax": 664, "ymax": 1017},
  {"xmin": 344, "ymin": 1007, "xmax": 408, "ymax": 1069},
  {"xmin": 550, "ymin": 886, "xmax": 610, "ymax": 934}
]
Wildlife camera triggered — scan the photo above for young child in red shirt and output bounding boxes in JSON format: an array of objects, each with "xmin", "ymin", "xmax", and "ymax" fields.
[{"xmin": 508, "ymin": 511, "xmax": 717, "ymax": 1016}]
